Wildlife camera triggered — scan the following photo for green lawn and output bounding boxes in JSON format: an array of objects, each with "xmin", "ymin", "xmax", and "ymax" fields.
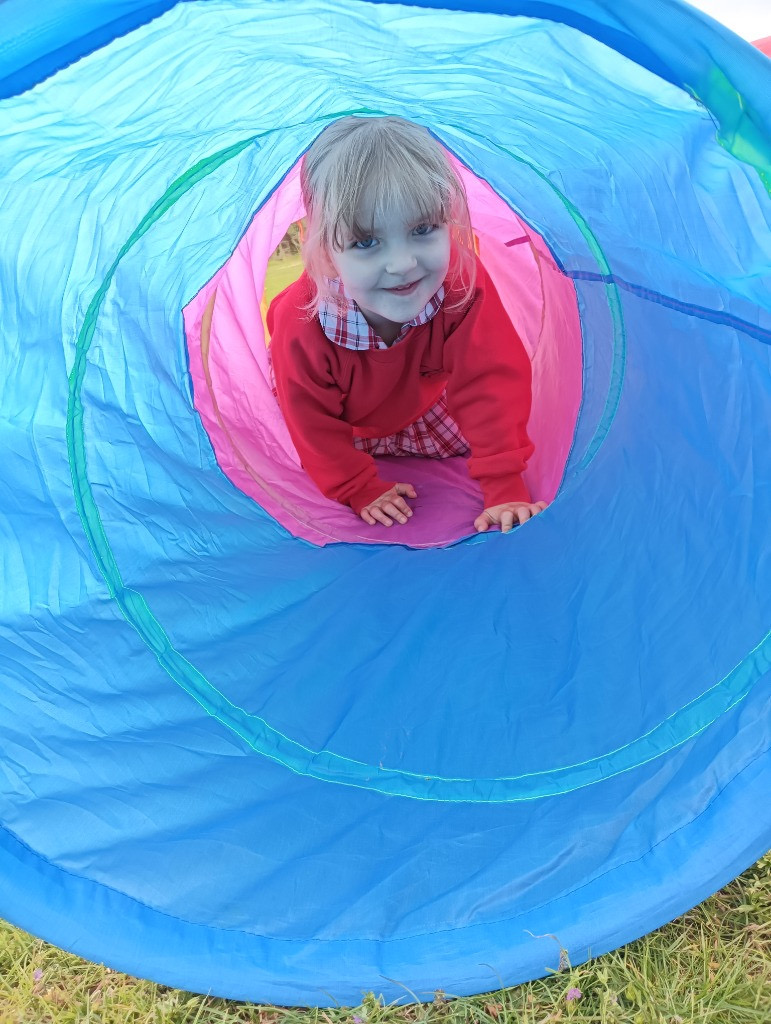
[
  {"xmin": 1, "ymin": 853, "xmax": 769, "ymax": 1023},
  {"xmin": 264, "ymin": 253, "xmax": 304, "ymax": 306}
]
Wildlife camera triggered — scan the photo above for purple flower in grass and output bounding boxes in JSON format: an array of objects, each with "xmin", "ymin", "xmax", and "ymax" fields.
[
  {"xmin": 33, "ymin": 968, "xmax": 43, "ymax": 981},
  {"xmin": 566, "ymin": 987, "xmax": 582, "ymax": 1002}
]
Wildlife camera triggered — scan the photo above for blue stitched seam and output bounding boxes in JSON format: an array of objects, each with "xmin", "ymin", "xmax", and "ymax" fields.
[{"xmin": 570, "ymin": 271, "xmax": 771, "ymax": 344}]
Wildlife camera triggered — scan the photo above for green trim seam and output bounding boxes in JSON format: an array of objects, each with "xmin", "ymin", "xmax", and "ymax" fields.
[{"xmin": 66, "ymin": 124, "xmax": 771, "ymax": 802}]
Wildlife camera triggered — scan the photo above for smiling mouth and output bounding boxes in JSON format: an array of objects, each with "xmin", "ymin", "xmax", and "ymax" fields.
[{"xmin": 385, "ymin": 279, "xmax": 422, "ymax": 294}]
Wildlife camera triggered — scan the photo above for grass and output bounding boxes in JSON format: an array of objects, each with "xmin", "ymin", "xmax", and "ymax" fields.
[
  {"xmin": 264, "ymin": 253, "xmax": 304, "ymax": 305},
  {"xmin": 0, "ymin": 853, "xmax": 768, "ymax": 1024}
]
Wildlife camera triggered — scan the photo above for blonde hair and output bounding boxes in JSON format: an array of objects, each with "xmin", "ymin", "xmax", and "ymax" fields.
[{"xmin": 299, "ymin": 115, "xmax": 477, "ymax": 319}]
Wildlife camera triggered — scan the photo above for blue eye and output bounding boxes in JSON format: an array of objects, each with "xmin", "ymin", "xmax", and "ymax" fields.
[
  {"xmin": 354, "ymin": 237, "xmax": 377, "ymax": 250},
  {"xmin": 414, "ymin": 223, "xmax": 437, "ymax": 236}
]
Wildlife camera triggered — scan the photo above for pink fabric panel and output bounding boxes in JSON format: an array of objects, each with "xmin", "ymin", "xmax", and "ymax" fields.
[
  {"xmin": 454, "ymin": 162, "xmax": 583, "ymax": 502},
  {"xmin": 183, "ymin": 157, "xmax": 582, "ymax": 547}
]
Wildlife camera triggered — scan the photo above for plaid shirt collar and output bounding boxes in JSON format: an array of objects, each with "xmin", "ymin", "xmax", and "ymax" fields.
[{"xmin": 318, "ymin": 277, "xmax": 445, "ymax": 351}]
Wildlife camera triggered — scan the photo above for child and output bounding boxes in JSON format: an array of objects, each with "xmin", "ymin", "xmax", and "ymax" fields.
[{"xmin": 268, "ymin": 115, "xmax": 547, "ymax": 533}]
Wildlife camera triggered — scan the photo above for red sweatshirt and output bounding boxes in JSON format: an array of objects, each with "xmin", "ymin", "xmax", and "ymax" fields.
[{"xmin": 268, "ymin": 259, "xmax": 534, "ymax": 515}]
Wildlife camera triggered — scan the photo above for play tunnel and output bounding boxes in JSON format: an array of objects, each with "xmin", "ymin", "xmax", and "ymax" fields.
[{"xmin": 0, "ymin": 0, "xmax": 769, "ymax": 1005}]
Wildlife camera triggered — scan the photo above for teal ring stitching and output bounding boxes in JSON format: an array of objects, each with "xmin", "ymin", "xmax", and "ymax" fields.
[{"xmin": 66, "ymin": 119, "xmax": 771, "ymax": 802}]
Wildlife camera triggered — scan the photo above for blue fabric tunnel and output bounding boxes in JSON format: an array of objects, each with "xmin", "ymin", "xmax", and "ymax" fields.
[{"xmin": 0, "ymin": 0, "xmax": 769, "ymax": 1006}]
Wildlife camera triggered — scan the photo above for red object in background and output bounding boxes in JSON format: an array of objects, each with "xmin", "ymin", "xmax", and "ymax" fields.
[{"xmin": 753, "ymin": 36, "xmax": 771, "ymax": 56}]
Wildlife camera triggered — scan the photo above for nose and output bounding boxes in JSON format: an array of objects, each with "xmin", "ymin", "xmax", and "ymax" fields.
[{"xmin": 385, "ymin": 244, "xmax": 418, "ymax": 277}]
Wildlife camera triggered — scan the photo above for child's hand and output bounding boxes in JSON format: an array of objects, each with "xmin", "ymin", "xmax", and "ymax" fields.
[
  {"xmin": 474, "ymin": 500, "xmax": 548, "ymax": 533},
  {"xmin": 360, "ymin": 483, "xmax": 417, "ymax": 527}
]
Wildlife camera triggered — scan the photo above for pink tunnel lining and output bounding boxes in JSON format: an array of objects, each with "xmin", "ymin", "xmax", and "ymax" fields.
[{"xmin": 183, "ymin": 158, "xmax": 583, "ymax": 547}]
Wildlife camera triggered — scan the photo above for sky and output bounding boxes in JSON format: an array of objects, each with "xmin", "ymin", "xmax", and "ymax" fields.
[{"xmin": 683, "ymin": 0, "xmax": 770, "ymax": 41}]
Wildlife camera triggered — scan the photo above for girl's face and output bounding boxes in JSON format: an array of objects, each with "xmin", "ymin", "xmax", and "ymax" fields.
[{"xmin": 329, "ymin": 207, "xmax": 451, "ymax": 340}]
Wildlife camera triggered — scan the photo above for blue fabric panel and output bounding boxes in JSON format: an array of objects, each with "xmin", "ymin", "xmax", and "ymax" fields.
[
  {"xmin": 0, "ymin": 0, "xmax": 769, "ymax": 1005},
  {"xmin": 2, "ymin": 0, "xmax": 768, "ymax": 185},
  {"xmin": 0, "ymin": 0, "xmax": 190, "ymax": 98}
]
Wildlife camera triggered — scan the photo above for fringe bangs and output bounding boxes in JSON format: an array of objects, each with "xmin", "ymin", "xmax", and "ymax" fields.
[{"xmin": 298, "ymin": 116, "xmax": 477, "ymax": 320}]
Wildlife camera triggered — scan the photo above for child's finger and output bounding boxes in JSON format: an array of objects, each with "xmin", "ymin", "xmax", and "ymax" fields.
[
  {"xmin": 382, "ymin": 501, "xmax": 408, "ymax": 525},
  {"xmin": 501, "ymin": 510, "xmax": 516, "ymax": 533},
  {"xmin": 370, "ymin": 507, "xmax": 394, "ymax": 527},
  {"xmin": 361, "ymin": 506, "xmax": 391, "ymax": 526},
  {"xmin": 395, "ymin": 483, "xmax": 417, "ymax": 499}
]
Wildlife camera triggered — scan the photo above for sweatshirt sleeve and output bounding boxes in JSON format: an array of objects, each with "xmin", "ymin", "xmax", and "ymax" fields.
[
  {"xmin": 270, "ymin": 323, "xmax": 396, "ymax": 515},
  {"xmin": 443, "ymin": 264, "xmax": 535, "ymax": 508}
]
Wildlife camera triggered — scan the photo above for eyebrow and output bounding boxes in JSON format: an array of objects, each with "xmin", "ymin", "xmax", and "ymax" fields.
[{"xmin": 353, "ymin": 215, "xmax": 436, "ymax": 236}]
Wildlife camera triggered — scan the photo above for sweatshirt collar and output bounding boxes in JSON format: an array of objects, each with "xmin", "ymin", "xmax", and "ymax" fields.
[{"xmin": 318, "ymin": 278, "xmax": 445, "ymax": 351}]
